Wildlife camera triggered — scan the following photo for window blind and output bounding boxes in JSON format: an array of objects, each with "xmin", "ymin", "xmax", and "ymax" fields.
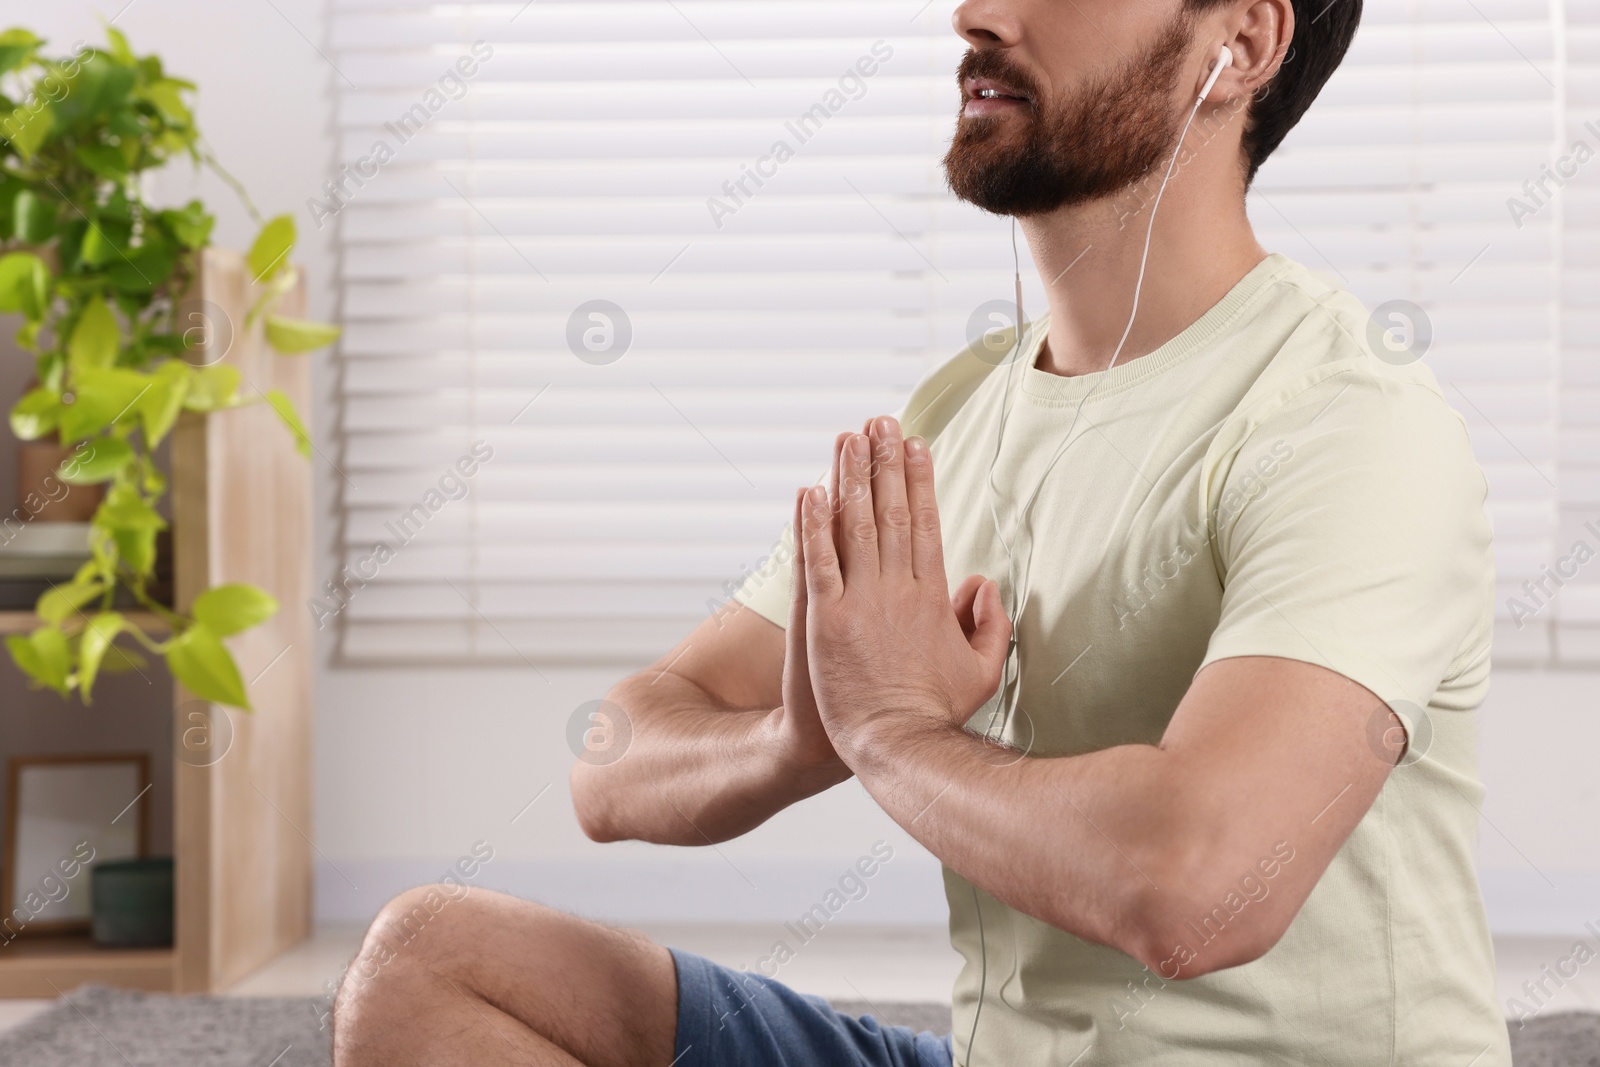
[
  {"xmin": 1245, "ymin": 0, "xmax": 1563, "ymax": 666},
  {"xmin": 329, "ymin": 0, "xmax": 1578, "ymax": 667},
  {"xmin": 1556, "ymin": 0, "xmax": 1600, "ymax": 664}
]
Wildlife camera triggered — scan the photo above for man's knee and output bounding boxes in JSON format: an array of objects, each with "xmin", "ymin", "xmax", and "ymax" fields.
[{"xmin": 334, "ymin": 885, "xmax": 501, "ymax": 1031}]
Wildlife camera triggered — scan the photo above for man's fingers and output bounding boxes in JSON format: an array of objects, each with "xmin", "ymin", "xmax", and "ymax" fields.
[
  {"xmin": 868, "ymin": 417, "xmax": 913, "ymax": 575},
  {"xmin": 904, "ymin": 435, "xmax": 946, "ymax": 587},
  {"xmin": 802, "ymin": 485, "xmax": 843, "ymax": 602},
  {"xmin": 787, "ymin": 487, "xmax": 809, "ymax": 625},
  {"xmin": 827, "ymin": 431, "xmax": 851, "ymax": 522},
  {"xmin": 950, "ymin": 573, "xmax": 985, "ymax": 638},
  {"xmin": 836, "ymin": 432, "xmax": 879, "ymax": 580},
  {"xmin": 784, "ymin": 489, "xmax": 813, "ymax": 707}
]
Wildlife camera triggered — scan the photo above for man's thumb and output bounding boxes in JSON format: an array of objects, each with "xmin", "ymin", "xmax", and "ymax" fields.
[{"xmin": 968, "ymin": 578, "xmax": 1012, "ymax": 664}]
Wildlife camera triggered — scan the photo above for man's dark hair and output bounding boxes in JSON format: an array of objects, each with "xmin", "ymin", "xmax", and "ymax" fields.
[{"xmin": 1184, "ymin": 0, "xmax": 1363, "ymax": 184}]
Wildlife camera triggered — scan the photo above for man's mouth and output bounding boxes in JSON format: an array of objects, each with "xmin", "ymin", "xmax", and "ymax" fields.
[{"xmin": 963, "ymin": 77, "xmax": 1032, "ymax": 118}]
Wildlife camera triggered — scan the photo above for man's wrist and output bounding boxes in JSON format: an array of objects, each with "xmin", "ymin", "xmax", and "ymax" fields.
[
  {"xmin": 760, "ymin": 707, "xmax": 854, "ymax": 794},
  {"xmin": 832, "ymin": 709, "xmax": 971, "ymax": 776}
]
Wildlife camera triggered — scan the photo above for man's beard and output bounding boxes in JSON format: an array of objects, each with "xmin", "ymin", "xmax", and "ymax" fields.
[{"xmin": 943, "ymin": 16, "xmax": 1197, "ymax": 217}]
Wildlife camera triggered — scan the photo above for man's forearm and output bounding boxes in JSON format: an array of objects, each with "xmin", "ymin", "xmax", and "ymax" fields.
[
  {"xmin": 570, "ymin": 671, "xmax": 848, "ymax": 846},
  {"xmin": 838, "ymin": 714, "xmax": 1242, "ymax": 975}
]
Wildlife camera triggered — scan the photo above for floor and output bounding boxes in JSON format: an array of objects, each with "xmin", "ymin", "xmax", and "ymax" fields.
[{"xmin": 0, "ymin": 926, "xmax": 1593, "ymax": 1034}]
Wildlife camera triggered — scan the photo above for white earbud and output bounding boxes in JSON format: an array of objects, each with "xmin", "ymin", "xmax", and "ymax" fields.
[{"xmin": 1198, "ymin": 44, "xmax": 1234, "ymax": 101}]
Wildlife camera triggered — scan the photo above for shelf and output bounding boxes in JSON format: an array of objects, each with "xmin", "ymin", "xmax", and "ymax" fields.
[
  {"xmin": 0, "ymin": 249, "xmax": 313, "ymax": 995},
  {"xmin": 0, "ymin": 934, "xmax": 175, "ymax": 996},
  {"xmin": 0, "ymin": 610, "xmax": 171, "ymax": 636}
]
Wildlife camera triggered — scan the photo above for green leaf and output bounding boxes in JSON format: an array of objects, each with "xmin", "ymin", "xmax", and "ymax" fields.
[
  {"xmin": 140, "ymin": 362, "xmax": 189, "ymax": 446},
  {"xmin": 58, "ymin": 436, "xmax": 134, "ymax": 485},
  {"xmin": 111, "ymin": 525, "xmax": 158, "ymax": 574},
  {"xmin": 4, "ymin": 634, "xmax": 39, "ymax": 684},
  {"xmin": 96, "ymin": 484, "xmax": 167, "ymax": 532},
  {"xmin": 56, "ymin": 54, "xmax": 135, "ymax": 131},
  {"xmin": 165, "ymin": 623, "xmax": 249, "ymax": 709},
  {"xmin": 0, "ymin": 173, "xmax": 19, "ymax": 236},
  {"xmin": 159, "ymin": 200, "xmax": 213, "ymax": 250},
  {"xmin": 247, "ymin": 214, "xmax": 295, "ymax": 284},
  {"xmin": 183, "ymin": 363, "xmax": 240, "ymax": 412},
  {"xmin": 139, "ymin": 77, "xmax": 191, "ymax": 126},
  {"xmin": 69, "ymin": 296, "xmax": 120, "ymax": 371},
  {"xmin": 1, "ymin": 102, "xmax": 51, "ymax": 158},
  {"xmin": 141, "ymin": 463, "xmax": 166, "ymax": 496},
  {"xmin": 105, "ymin": 238, "xmax": 176, "ymax": 294},
  {"xmin": 36, "ymin": 578, "xmax": 104, "ymax": 625},
  {"xmin": 6, "ymin": 627, "xmax": 71, "ymax": 696},
  {"xmin": 79, "ymin": 219, "xmax": 111, "ymax": 266},
  {"xmin": 0, "ymin": 28, "xmax": 43, "ymax": 74},
  {"xmin": 78, "ymin": 611, "xmax": 126, "ymax": 700},
  {"xmin": 0, "ymin": 251, "xmax": 50, "ymax": 318},
  {"xmin": 194, "ymin": 584, "xmax": 278, "ymax": 637},
  {"xmin": 106, "ymin": 106, "xmax": 144, "ymax": 139},
  {"xmin": 9, "ymin": 386, "xmax": 60, "ymax": 440},
  {"xmin": 75, "ymin": 141, "xmax": 128, "ymax": 180},
  {"xmin": 264, "ymin": 315, "xmax": 341, "ymax": 354},
  {"xmin": 104, "ymin": 26, "xmax": 136, "ymax": 66},
  {"xmin": 98, "ymin": 646, "xmax": 148, "ymax": 674},
  {"xmin": 13, "ymin": 188, "xmax": 54, "ymax": 244},
  {"xmin": 58, "ymin": 367, "xmax": 149, "ymax": 442},
  {"xmin": 34, "ymin": 628, "xmax": 70, "ymax": 692},
  {"xmin": 245, "ymin": 264, "xmax": 298, "ymax": 331},
  {"xmin": 264, "ymin": 389, "xmax": 311, "ymax": 458},
  {"xmin": 15, "ymin": 318, "xmax": 42, "ymax": 353}
]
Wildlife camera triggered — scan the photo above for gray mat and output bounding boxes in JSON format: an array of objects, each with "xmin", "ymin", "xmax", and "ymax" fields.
[
  {"xmin": 831, "ymin": 999, "xmax": 951, "ymax": 1033},
  {"xmin": 0, "ymin": 986, "xmax": 1593, "ymax": 1064},
  {"xmin": 1509, "ymin": 1013, "xmax": 1600, "ymax": 1067},
  {"xmin": 0, "ymin": 986, "xmax": 329, "ymax": 1067}
]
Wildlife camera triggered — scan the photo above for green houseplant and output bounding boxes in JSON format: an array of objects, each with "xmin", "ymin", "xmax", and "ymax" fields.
[{"xmin": 0, "ymin": 26, "xmax": 338, "ymax": 709}]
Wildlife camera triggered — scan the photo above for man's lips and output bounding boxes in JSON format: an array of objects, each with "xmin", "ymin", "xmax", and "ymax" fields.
[{"xmin": 962, "ymin": 76, "xmax": 1032, "ymax": 118}]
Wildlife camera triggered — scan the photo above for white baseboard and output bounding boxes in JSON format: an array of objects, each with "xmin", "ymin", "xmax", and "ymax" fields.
[
  {"xmin": 316, "ymin": 851, "xmax": 951, "ymax": 926},
  {"xmin": 317, "ymin": 856, "xmax": 1599, "ymax": 938},
  {"xmin": 1477, "ymin": 868, "xmax": 1600, "ymax": 936}
]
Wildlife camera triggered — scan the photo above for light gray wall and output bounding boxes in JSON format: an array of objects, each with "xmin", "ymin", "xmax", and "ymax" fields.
[{"xmin": 16, "ymin": 1, "xmax": 1598, "ymax": 936}]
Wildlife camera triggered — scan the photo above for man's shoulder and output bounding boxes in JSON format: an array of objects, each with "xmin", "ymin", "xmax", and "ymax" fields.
[{"xmin": 1226, "ymin": 257, "xmax": 1467, "ymax": 453}]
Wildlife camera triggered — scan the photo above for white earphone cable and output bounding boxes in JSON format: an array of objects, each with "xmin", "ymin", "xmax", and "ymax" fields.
[
  {"xmin": 980, "ymin": 85, "xmax": 1211, "ymax": 742},
  {"xmin": 964, "ymin": 55, "xmax": 1224, "ymax": 1066}
]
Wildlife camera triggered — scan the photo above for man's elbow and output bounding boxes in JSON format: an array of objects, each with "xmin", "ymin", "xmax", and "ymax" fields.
[
  {"xmin": 569, "ymin": 761, "xmax": 622, "ymax": 843},
  {"xmin": 1115, "ymin": 856, "xmax": 1292, "ymax": 980},
  {"xmin": 1121, "ymin": 912, "xmax": 1283, "ymax": 981}
]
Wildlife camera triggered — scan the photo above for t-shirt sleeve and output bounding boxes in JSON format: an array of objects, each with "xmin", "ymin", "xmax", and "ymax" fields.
[
  {"xmin": 728, "ymin": 513, "xmax": 798, "ymax": 628},
  {"xmin": 1200, "ymin": 368, "xmax": 1494, "ymax": 711}
]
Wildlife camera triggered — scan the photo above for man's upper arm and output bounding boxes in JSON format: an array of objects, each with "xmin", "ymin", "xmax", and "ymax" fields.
[
  {"xmin": 1151, "ymin": 654, "xmax": 1398, "ymax": 969},
  {"xmin": 1146, "ymin": 365, "xmax": 1492, "ymax": 963},
  {"xmin": 649, "ymin": 601, "xmax": 785, "ymax": 712},
  {"xmin": 1200, "ymin": 367, "xmax": 1493, "ymax": 711}
]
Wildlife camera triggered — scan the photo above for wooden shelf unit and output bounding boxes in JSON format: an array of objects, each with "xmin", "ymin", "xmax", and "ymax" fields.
[
  {"xmin": 0, "ymin": 249, "xmax": 314, "ymax": 995},
  {"xmin": 0, "ymin": 611, "xmax": 170, "ymax": 636},
  {"xmin": 0, "ymin": 936, "xmax": 175, "ymax": 998}
]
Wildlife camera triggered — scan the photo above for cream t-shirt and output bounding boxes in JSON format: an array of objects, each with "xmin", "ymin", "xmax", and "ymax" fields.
[{"xmin": 733, "ymin": 254, "xmax": 1508, "ymax": 1066}]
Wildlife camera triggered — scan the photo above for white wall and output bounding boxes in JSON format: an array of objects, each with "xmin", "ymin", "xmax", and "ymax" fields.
[{"xmin": 23, "ymin": 1, "xmax": 1599, "ymax": 939}]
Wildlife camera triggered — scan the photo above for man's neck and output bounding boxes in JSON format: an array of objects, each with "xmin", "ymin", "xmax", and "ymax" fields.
[{"xmin": 1018, "ymin": 158, "xmax": 1268, "ymax": 379}]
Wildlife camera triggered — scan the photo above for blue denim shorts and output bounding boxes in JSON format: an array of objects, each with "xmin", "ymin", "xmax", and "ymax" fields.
[{"xmin": 670, "ymin": 946, "xmax": 954, "ymax": 1067}]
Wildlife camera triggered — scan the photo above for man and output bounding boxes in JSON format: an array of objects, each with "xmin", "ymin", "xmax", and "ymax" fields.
[{"xmin": 335, "ymin": 0, "xmax": 1512, "ymax": 1063}]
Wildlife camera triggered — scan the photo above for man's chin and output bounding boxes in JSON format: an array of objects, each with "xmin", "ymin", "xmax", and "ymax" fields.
[{"xmin": 945, "ymin": 154, "xmax": 1044, "ymax": 217}]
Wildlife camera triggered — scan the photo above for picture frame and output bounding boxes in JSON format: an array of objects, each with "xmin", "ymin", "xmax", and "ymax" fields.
[{"xmin": 2, "ymin": 754, "xmax": 150, "ymax": 937}]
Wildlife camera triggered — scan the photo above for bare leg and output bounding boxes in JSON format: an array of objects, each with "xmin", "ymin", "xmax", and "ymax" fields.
[{"xmin": 333, "ymin": 886, "xmax": 678, "ymax": 1067}]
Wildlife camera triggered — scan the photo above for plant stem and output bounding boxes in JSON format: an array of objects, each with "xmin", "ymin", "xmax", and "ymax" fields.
[
  {"xmin": 123, "ymin": 576, "xmax": 186, "ymax": 630},
  {"xmin": 200, "ymin": 142, "xmax": 264, "ymax": 226}
]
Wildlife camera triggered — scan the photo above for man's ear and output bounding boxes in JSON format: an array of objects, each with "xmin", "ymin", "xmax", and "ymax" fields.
[{"xmin": 1209, "ymin": 0, "xmax": 1295, "ymax": 102}]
